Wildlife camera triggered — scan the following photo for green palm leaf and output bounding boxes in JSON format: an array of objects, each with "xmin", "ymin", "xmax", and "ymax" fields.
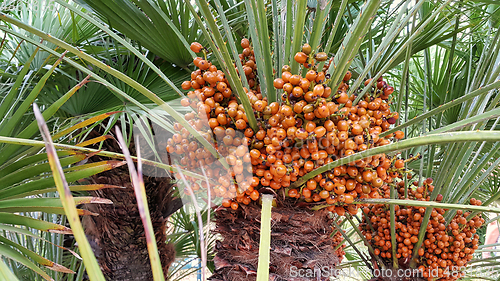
[{"xmin": 76, "ymin": 0, "xmax": 197, "ymax": 67}]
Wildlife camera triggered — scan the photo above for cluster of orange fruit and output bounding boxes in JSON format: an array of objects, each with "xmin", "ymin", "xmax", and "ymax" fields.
[
  {"xmin": 360, "ymin": 178, "xmax": 484, "ymax": 280},
  {"xmin": 167, "ymin": 39, "xmax": 406, "ymax": 214}
]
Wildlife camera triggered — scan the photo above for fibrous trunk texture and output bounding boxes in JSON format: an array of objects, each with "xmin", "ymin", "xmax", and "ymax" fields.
[
  {"xmin": 83, "ymin": 129, "xmax": 181, "ymax": 280},
  {"xmin": 210, "ymin": 201, "xmax": 344, "ymax": 281}
]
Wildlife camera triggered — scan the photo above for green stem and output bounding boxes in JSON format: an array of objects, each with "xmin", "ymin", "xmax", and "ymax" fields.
[
  {"xmin": 116, "ymin": 130, "xmax": 164, "ymax": 281},
  {"xmin": 283, "ymin": 0, "xmax": 293, "ymax": 66},
  {"xmin": 289, "ymin": 131, "xmax": 500, "ymax": 189},
  {"xmin": 327, "ymin": 0, "xmax": 382, "ymax": 89},
  {"xmin": 332, "ymin": 218, "xmax": 373, "ymax": 271},
  {"xmin": 34, "ymin": 104, "xmax": 105, "ymax": 281},
  {"xmin": 212, "ymin": 0, "xmax": 250, "ymax": 91},
  {"xmin": 428, "ymin": 106, "xmax": 500, "ymax": 134},
  {"xmin": 348, "ymin": 0, "xmax": 418, "ymax": 99},
  {"xmin": 290, "ymin": 0, "xmax": 308, "ymax": 74},
  {"xmin": 255, "ymin": 0, "xmax": 275, "ymax": 101},
  {"xmin": 290, "ymin": 131, "xmax": 500, "ymax": 188},
  {"xmin": 271, "ymin": 0, "xmax": 281, "ymax": 79},
  {"xmin": 317, "ymin": 0, "xmax": 348, "ymax": 71},
  {"xmin": 345, "ymin": 215, "xmax": 385, "ymax": 269},
  {"xmin": 187, "ymin": 0, "xmax": 258, "ymax": 132},
  {"xmin": 383, "ymin": 79, "xmax": 500, "ymax": 137},
  {"xmin": 0, "ymin": 47, "xmax": 38, "ymax": 120},
  {"xmin": 389, "ymin": 184, "xmax": 398, "ymax": 268},
  {"xmin": 256, "ymin": 194, "xmax": 273, "ymax": 281},
  {"xmin": 308, "ymin": 0, "xmax": 332, "ymax": 54},
  {"xmin": 356, "ymin": 198, "xmax": 500, "ymax": 214},
  {"xmin": 244, "ymin": 0, "xmax": 268, "ymax": 99}
]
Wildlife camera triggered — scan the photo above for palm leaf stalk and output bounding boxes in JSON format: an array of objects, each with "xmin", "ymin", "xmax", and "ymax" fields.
[
  {"xmin": 1, "ymin": 0, "xmax": 500, "ymax": 280},
  {"xmin": 33, "ymin": 103, "xmax": 105, "ymax": 281},
  {"xmin": 174, "ymin": 164, "xmax": 208, "ymax": 281},
  {"xmin": 246, "ymin": 0, "xmax": 274, "ymax": 101},
  {"xmin": 115, "ymin": 128, "xmax": 165, "ymax": 281},
  {"xmin": 255, "ymin": 194, "xmax": 273, "ymax": 281}
]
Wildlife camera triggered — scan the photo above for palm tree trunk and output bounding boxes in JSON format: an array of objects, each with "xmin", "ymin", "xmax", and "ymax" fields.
[
  {"xmin": 83, "ymin": 129, "xmax": 182, "ymax": 280},
  {"xmin": 210, "ymin": 201, "xmax": 345, "ymax": 281}
]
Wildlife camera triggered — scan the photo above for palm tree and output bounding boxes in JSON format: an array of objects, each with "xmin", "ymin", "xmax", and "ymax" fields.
[{"xmin": 1, "ymin": 0, "xmax": 500, "ymax": 281}]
